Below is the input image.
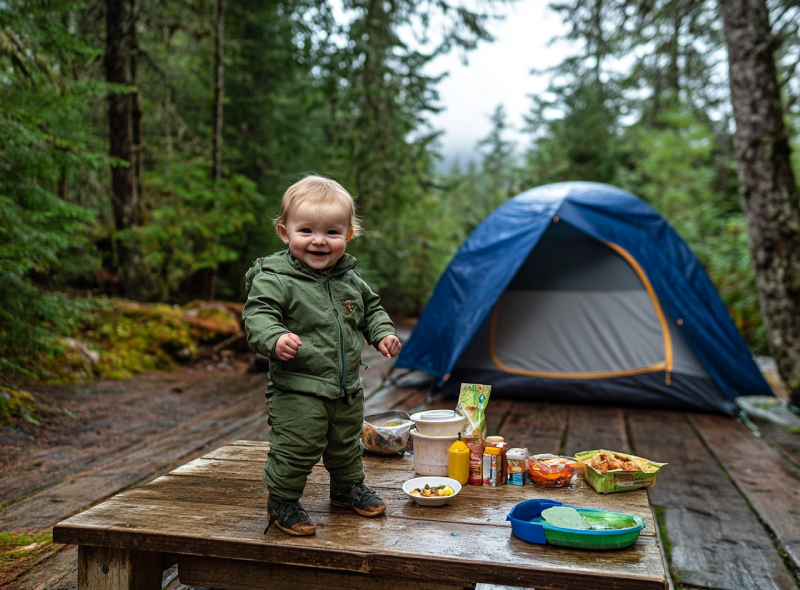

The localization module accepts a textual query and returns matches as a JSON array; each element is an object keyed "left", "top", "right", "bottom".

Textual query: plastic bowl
[
  {"left": 402, "top": 476, "right": 462, "bottom": 506},
  {"left": 410, "top": 409, "right": 466, "bottom": 436},
  {"left": 506, "top": 499, "right": 645, "bottom": 550}
]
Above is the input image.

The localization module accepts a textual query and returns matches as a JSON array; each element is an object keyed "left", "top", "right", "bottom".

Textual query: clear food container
[{"left": 361, "top": 411, "right": 413, "bottom": 455}]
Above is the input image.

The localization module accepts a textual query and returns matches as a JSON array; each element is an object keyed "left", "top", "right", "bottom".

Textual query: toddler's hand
[
  {"left": 275, "top": 333, "right": 302, "bottom": 361},
  {"left": 378, "top": 335, "right": 401, "bottom": 359}
]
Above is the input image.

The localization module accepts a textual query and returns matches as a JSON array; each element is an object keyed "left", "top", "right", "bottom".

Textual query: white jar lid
[{"left": 410, "top": 410, "right": 464, "bottom": 424}]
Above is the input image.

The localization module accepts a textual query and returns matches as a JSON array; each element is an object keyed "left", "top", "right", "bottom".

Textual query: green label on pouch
[{"left": 457, "top": 383, "right": 491, "bottom": 438}]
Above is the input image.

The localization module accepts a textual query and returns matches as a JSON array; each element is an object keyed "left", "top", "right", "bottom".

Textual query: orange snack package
[{"left": 527, "top": 454, "right": 580, "bottom": 488}]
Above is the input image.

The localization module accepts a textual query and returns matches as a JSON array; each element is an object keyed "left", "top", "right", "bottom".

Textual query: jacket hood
[{"left": 259, "top": 250, "right": 358, "bottom": 279}]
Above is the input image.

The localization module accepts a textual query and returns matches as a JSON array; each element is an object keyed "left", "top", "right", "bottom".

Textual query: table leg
[{"left": 78, "top": 546, "right": 162, "bottom": 590}]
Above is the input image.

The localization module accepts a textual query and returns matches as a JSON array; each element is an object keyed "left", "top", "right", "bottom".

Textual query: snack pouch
[{"left": 457, "top": 383, "right": 491, "bottom": 438}]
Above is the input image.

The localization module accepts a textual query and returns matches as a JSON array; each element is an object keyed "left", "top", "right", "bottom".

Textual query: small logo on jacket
[{"left": 343, "top": 299, "right": 361, "bottom": 313}]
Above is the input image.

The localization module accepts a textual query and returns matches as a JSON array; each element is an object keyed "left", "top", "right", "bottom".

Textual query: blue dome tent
[{"left": 395, "top": 182, "right": 773, "bottom": 415}]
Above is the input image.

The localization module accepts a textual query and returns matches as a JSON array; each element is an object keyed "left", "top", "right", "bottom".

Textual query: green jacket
[{"left": 242, "top": 251, "right": 396, "bottom": 399}]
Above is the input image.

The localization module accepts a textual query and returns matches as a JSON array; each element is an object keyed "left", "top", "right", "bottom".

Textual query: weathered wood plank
[
  {"left": 172, "top": 553, "right": 474, "bottom": 590},
  {"left": 628, "top": 410, "right": 796, "bottom": 590},
  {"left": 0, "top": 394, "right": 267, "bottom": 532},
  {"left": 54, "top": 496, "right": 666, "bottom": 590},
  {"left": 0, "top": 371, "right": 266, "bottom": 505},
  {"left": 3, "top": 545, "right": 77, "bottom": 590},
  {"left": 364, "top": 385, "right": 422, "bottom": 415},
  {"left": 689, "top": 413, "right": 800, "bottom": 570},
  {"left": 78, "top": 546, "right": 161, "bottom": 590},
  {"left": 219, "top": 412, "right": 271, "bottom": 442},
  {"left": 564, "top": 406, "right": 629, "bottom": 458},
  {"left": 754, "top": 418, "right": 800, "bottom": 470},
  {"left": 206, "top": 442, "right": 418, "bottom": 471},
  {"left": 392, "top": 388, "right": 431, "bottom": 414},
  {"left": 497, "top": 402, "right": 570, "bottom": 455},
  {"left": 485, "top": 399, "right": 514, "bottom": 438},
  {"left": 116, "top": 475, "right": 656, "bottom": 536}
]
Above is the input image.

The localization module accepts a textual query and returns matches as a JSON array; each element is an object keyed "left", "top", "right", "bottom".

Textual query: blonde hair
[{"left": 275, "top": 175, "right": 362, "bottom": 237}]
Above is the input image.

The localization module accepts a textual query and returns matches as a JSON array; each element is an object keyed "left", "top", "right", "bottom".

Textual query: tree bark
[
  {"left": 720, "top": 0, "right": 800, "bottom": 403},
  {"left": 130, "top": 0, "right": 143, "bottom": 207},
  {"left": 105, "top": 0, "right": 136, "bottom": 293},
  {"left": 211, "top": 0, "right": 225, "bottom": 182}
]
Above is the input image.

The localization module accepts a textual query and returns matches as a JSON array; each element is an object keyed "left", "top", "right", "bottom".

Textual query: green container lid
[{"left": 531, "top": 509, "right": 645, "bottom": 550}]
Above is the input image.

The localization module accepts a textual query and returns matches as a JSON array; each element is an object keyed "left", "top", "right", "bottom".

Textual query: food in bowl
[
  {"left": 402, "top": 476, "right": 462, "bottom": 506},
  {"left": 409, "top": 484, "right": 455, "bottom": 497}
]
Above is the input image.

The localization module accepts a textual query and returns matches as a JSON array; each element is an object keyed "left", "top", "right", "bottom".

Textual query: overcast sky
[{"left": 426, "top": 1, "right": 570, "bottom": 168}]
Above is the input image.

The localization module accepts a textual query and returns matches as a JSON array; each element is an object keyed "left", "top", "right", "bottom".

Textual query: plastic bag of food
[
  {"left": 361, "top": 411, "right": 413, "bottom": 455},
  {"left": 527, "top": 454, "right": 581, "bottom": 488},
  {"left": 457, "top": 383, "right": 491, "bottom": 438}
]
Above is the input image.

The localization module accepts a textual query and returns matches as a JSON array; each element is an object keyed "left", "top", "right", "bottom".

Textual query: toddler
[{"left": 243, "top": 175, "right": 401, "bottom": 536}]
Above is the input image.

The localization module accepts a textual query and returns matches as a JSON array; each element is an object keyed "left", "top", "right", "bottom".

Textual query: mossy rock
[
  {"left": 85, "top": 299, "right": 198, "bottom": 378},
  {"left": 2, "top": 297, "right": 244, "bottom": 385},
  {"left": 0, "top": 386, "right": 40, "bottom": 425},
  {"left": 182, "top": 301, "right": 241, "bottom": 342}
]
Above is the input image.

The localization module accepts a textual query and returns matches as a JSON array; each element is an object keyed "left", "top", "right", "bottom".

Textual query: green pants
[{"left": 264, "top": 389, "right": 365, "bottom": 504}]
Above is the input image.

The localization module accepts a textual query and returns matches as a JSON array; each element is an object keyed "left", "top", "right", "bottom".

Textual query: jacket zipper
[{"left": 325, "top": 272, "right": 347, "bottom": 397}]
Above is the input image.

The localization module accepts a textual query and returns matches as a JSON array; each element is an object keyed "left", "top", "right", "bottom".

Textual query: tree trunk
[
  {"left": 720, "top": 0, "right": 800, "bottom": 403},
  {"left": 130, "top": 0, "right": 143, "bottom": 207},
  {"left": 105, "top": 0, "right": 136, "bottom": 293},
  {"left": 211, "top": 0, "right": 225, "bottom": 182}
]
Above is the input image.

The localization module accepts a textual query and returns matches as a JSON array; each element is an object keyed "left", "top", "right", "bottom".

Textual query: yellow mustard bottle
[{"left": 449, "top": 436, "right": 470, "bottom": 485}]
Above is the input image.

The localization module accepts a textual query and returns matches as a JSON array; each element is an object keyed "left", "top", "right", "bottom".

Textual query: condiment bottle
[
  {"left": 464, "top": 436, "right": 484, "bottom": 485},
  {"left": 483, "top": 446, "right": 501, "bottom": 486},
  {"left": 485, "top": 436, "right": 508, "bottom": 485},
  {"left": 448, "top": 436, "right": 470, "bottom": 485}
]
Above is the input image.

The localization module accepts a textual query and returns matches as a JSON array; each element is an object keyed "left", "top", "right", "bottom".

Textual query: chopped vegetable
[{"left": 408, "top": 484, "right": 455, "bottom": 497}]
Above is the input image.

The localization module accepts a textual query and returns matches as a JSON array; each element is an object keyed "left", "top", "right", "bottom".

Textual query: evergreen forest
[{"left": 2, "top": 0, "right": 800, "bottom": 403}]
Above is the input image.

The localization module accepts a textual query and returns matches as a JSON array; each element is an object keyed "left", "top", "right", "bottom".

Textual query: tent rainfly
[{"left": 395, "top": 182, "right": 773, "bottom": 415}]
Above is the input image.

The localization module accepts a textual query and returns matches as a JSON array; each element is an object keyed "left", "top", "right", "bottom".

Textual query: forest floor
[{"left": 2, "top": 329, "right": 800, "bottom": 590}]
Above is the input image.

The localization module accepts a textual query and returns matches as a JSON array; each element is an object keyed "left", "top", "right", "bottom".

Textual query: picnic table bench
[{"left": 53, "top": 440, "right": 667, "bottom": 590}]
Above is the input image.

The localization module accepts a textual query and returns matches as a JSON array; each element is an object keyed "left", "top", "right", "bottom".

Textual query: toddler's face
[{"left": 278, "top": 201, "right": 351, "bottom": 270}]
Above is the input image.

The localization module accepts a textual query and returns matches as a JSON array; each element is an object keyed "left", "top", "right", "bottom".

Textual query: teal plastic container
[{"left": 507, "top": 499, "right": 645, "bottom": 550}]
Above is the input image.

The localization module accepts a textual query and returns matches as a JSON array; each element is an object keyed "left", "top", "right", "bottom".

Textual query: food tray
[
  {"left": 574, "top": 450, "right": 666, "bottom": 494},
  {"left": 506, "top": 499, "right": 645, "bottom": 550}
]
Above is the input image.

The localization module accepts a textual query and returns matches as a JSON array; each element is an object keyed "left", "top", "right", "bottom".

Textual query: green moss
[
  {"left": 0, "top": 533, "right": 51, "bottom": 548},
  {"left": 0, "top": 533, "right": 53, "bottom": 567},
  {"left": 652, "top": 505, "right": 681, "bottom": 587},
  {"left": 1, "top": 296, "right": 242, "bottom": 388},
  {"left": 0, "top": 387, "right": 40, "bottom": 425}
]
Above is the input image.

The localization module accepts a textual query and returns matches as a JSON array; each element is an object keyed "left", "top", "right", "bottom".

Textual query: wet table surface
[{"left": 53, "top": 440, "right": 667, "bottom": 590}]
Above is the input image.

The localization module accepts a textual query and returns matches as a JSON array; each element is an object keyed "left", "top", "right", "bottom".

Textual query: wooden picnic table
[{"left": 53, "top": 440, "right": 667, "bottom": 590}]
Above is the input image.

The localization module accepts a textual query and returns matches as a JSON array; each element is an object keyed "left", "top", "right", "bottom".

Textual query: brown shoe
[
  {"left": 265, "top": 498, "right": 316, "bottom": 536},
  {"left": 330, "top": 483, "right": 386, "bottom": 517}
]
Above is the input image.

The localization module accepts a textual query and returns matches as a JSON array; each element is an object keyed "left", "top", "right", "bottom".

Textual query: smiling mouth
[{"left": 307, "top": 251, "right": 329, "bottom": 257}]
